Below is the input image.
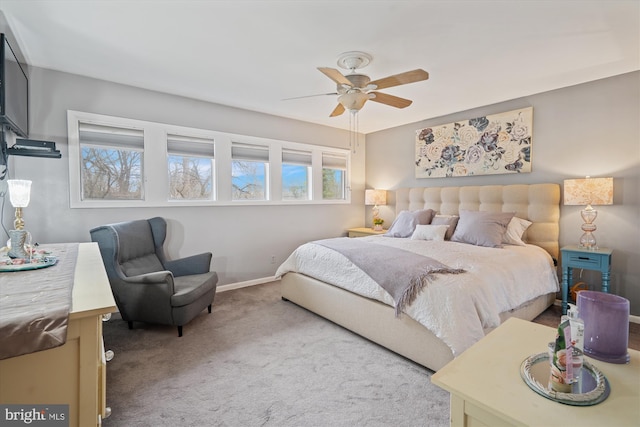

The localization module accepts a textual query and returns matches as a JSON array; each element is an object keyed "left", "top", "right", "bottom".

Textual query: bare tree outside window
[
  {"left": 282, "top": 164, "right": 309, "bottom": 200},
  {"left": 81, "top": 147, "right": 142, "bottom": 199},
  {"left": 169, "top": 156, "right": 213, "bottom": 200},
  {"left": 232, "top": 160, "right": 266, "bottom": 200}
]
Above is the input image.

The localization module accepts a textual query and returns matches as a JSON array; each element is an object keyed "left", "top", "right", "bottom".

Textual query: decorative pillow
[
  {"left": 431, "top": 215, "right": 459, "bottom": 240},
  {"left": 410, "top": 224, "right": 450, "bottom": 241},
  {"left": 384, "top": 209, "right": 435, "bottom": 238},
  {"left": 451, "top": 210, "right": 515, "bottom": 248},
  {"left": 502, "top": 217, "right": 532, "bottom": 246}
]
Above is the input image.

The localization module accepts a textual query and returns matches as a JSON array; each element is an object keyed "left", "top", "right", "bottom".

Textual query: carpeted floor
[{"left": 102, "top": 282, "right": 450, "bottom": 427}]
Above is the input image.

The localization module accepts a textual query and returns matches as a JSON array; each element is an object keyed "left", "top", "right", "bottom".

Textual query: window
[
  {"left": 79, "top": 123, "right": 144, "bottom": 200},
  {"left": 68, "top": 110, "right": 351, "bottom": 207},
  {"left": 231, "top": 143, "right": 269, "bottom": 201},
  {"left": 282, "top": 149, "right": 312, "bottom": 201},
  {"left": 167, "top": 134, "right": 215, "bottom": 201},
  {"left": 322, "top": 152, "right": 347, "bottom": 200}
]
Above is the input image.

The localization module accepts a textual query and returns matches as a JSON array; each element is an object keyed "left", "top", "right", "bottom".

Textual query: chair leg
[
  {"left": 208, "top": 304, "right": 212, "bottom": 313},
  {"left": 177, "top": 325, "right": 183, "bottom": 337},
  {"left": 127, "top": 321, "right": 133, "bottom": 330}
]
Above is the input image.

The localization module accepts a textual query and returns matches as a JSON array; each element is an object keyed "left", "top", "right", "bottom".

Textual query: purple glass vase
[{"left": 577, "top": 291, "right": 630, "bottom": 364}]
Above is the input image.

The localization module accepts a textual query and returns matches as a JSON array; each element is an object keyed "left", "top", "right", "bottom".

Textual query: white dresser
[{"left": 0, "top": 242, "right": 117, "bottom": 426}]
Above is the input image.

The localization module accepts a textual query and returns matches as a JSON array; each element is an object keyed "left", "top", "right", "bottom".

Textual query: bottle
[
  {"left": 549, "top": 317, "right": 572, "bottom": 392},
  {"left": 562, "top": 303, "right": 585, "bottom": 386}
]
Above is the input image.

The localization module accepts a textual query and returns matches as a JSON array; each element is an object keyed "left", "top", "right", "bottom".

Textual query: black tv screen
[{"left": 0, "top": 33, "right": 28, "bottom": 138}]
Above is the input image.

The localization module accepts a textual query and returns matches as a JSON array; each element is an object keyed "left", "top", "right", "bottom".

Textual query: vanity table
[{"left": 0, "top": 242, "right": 116, "bottom": 426}]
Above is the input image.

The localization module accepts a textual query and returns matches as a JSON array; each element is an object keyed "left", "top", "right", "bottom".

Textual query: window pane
[
  {"left": 282, "top": 164, "right": 310, "bottom": 200},
  {"left": 168, "top": 156, "right": 213, "bottom": 200},
  {"left": 81, "top": 146, "right": 143, "bottom": 200},
  {"left": 322, "top": 152, "right": 347, "bottom": 200},
  {"left": 167, "top": 135, "right": 214, "bottom": 200},
  {"left": 322, "top": 168, "right": 345, "bottom": 200},
  {"left": 232, "top": 160, "right": 267, "bottom": 200},
  {"left": 79, "top": 122, "right": 144, "bottom": 200}
]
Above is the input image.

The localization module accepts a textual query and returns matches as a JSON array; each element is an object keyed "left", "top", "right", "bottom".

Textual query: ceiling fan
[{"left": 295, "top": 51, "right": 429, "bottom": 117}]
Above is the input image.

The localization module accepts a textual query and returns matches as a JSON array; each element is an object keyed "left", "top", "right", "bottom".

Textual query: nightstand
[
  {"left": 347, "top": 227, "right": 387, "bottom": 237},
  {"left": 560, "top": 245, "right": 612, "bottom": 315}
]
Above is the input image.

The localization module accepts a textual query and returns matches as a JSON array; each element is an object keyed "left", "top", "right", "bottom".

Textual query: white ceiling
[{"left": 0, "top": 0, "right": 638, "bottom": 134}]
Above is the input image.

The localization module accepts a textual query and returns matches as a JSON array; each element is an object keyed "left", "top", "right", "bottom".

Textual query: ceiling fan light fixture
[{"left": 338, "top": 92, "right": 369, "bottom": 112}]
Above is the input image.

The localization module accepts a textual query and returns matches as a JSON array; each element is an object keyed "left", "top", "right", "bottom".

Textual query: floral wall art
[{"left": 415, "top": 107, "right": 533, "bottom": 178}]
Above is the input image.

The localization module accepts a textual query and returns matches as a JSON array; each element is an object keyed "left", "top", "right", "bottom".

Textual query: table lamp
[
  {"left": 563, "top": 177, "right": 613, "bottom": 249},
  {"left": 7, "top": 179, "right": 32, "bottom": 259},
  {"left": 365, "top": 189, "right": 387, "bottom": 230}
]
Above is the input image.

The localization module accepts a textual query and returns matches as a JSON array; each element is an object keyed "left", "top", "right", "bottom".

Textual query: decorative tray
[
  {"left": 520, "top": 352, "right": 610, "bottom": 406},
  {"left": 0, "top": 256, "right": 58, "bottom": 272}
]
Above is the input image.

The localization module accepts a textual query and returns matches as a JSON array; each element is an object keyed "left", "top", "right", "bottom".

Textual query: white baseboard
[{"left": 216, "top": 276, "right": 277, "bottom": 293}]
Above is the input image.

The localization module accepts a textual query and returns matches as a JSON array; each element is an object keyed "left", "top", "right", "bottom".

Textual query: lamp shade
[
  {"left": 338, "top": 92, "right": 370, "bottom": 112},
  {"left": 7, "top": 180, "right": 32, "bottom": 208},
  {"left": 365, "top": 189, "right": 387, "bottom": 206},
  {"left": 564, "top": 177, "right": 613, "bottom": 206}
]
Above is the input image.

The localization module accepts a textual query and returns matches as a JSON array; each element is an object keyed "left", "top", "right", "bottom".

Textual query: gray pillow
[
  {"left": 431, "top": 215, "right": 460, "bottom": 240},
  {"left": 450, "top": 210, "right": 515, "bottom": 248},
  {"left": 384, "top": 209, "right": 435, "bottom": 238}
]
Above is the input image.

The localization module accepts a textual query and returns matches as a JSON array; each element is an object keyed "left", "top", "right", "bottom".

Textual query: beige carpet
[{"left": 102, "top": 281, "right": 450, "bottom": 426}]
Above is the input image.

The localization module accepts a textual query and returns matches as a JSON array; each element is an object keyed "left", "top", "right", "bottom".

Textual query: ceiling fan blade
[
  {"left": 369, "top": 91, "right": 413, "bottom": 109},
  {"left": 329, "top": 103, "right": 345, "bottom": 117},
  {"left": 282, "top": 92, "right": 338, "bottom": 101},
  {"left": 318, "top": 67, "right": 352, "bottom": 87},
  {"left": 368, "top": 69, "right": 429, "bottom": 90}
]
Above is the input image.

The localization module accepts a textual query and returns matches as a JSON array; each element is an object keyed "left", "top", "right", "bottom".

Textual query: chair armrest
[
  {"left": 122, "top": 271, "right": 175, "bottom": 293},
  {"left": 118, "top": 272, "right": 175, "bottom": 312},
  {"left": 163, "top": 252, "right": 212, "bottom": 277}
]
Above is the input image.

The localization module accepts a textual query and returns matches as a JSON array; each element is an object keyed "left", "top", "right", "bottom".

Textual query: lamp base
[
  {"left": 579, "top": 232, "right": 598, "bottom": 250},
  {"left": 579, "top": 206, "right": 598, "bottom": 250},
  {"left": 8, "top": 229, "right": 30, "bottom": 259}
]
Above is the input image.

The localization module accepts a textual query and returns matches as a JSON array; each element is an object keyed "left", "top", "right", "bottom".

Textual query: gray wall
[
  {"left": 7, "top": 67, "right": 639, "bottom": 315},
  {"left": 365, "top": 71, "right": 640, "bottom": 315},
  {"left": 6, "top": 67, "right": 366, "bottom": 286}
]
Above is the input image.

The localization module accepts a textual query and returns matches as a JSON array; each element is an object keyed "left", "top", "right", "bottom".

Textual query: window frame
[{"left": 67, "top": 110, "right": 351, "bottom": 208}]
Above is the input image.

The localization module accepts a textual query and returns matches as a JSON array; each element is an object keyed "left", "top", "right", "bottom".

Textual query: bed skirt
[{"left": 281, "top": 272, "right": 555, "bottom": 372}]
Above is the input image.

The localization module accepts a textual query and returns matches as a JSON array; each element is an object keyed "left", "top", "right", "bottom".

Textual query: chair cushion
[
  {"left": 113, "top": 220, "right": 165, "bottom": 276},
  {"left": 121, "top": 253, "right": 165, "bottom": 277},
  {"left": 171, "top": 271, "right": 218, "bottom": 307}
]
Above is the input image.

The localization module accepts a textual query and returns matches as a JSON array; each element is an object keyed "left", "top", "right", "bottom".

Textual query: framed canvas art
[{"left": 415, "top": 107, "right": 533, "bottom": 178}]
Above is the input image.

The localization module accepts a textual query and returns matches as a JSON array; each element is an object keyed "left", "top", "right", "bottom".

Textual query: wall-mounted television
[{"left": 0, "top": 32, "right": 28, "bottom": 138}]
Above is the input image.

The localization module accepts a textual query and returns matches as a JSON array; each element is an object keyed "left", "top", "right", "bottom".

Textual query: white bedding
[{"left": 276, "top": 236, "right": 559, "bottom": 356}]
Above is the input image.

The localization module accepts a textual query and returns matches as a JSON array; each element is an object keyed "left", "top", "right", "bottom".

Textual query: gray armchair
[{"left": 90, "top": 217, "right": 218, "bottom": 337}]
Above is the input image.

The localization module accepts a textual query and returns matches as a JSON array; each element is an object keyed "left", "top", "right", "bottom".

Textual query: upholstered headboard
[{"left": 395, "top": 184, "right": 560, "bottom": 259}]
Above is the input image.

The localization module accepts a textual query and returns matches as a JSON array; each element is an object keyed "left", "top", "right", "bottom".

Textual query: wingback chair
[{"left": 90, "top": 217, "right": 218, "bottom": 337}]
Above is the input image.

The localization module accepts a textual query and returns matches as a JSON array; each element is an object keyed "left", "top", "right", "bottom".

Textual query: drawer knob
[
  {"left": 102, "top": 313, "right": 112, "bottom": 322},
  {"left": 104, "top": 407, "right": 112, "bottom": 419},
  {"left": 105, "top": 350, "right": 115, "bottom": 362}
]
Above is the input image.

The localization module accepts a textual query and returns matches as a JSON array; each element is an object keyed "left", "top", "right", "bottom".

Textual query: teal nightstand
[{"left": 560, "top": 245, "right": 612, "bottom": 314}]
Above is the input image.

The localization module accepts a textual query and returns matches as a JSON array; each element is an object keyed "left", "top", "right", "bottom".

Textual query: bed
[{"left": 277, "top": 184, "right": 560, "bottom": 372}]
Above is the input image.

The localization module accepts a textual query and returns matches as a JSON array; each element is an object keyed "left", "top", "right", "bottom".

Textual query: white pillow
[
  {"left": 502, "top": 217, "right": 532, "bottom": 246},
  {"left": 410, "top": 224, "right": 450, "bottom": 241}
]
